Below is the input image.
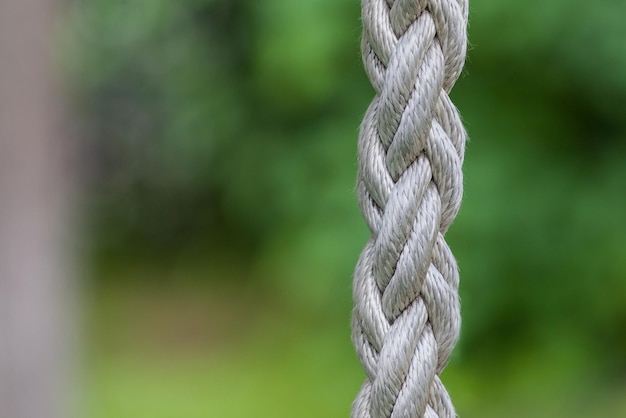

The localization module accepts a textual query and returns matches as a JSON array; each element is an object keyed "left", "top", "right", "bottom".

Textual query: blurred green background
[{"left": 64, "top": 0, "right": 626, "bottom": 416}]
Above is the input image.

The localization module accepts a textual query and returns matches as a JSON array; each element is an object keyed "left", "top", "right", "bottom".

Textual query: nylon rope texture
[{"left": 351, "top": 1, "right": 468, "bottom": 417}]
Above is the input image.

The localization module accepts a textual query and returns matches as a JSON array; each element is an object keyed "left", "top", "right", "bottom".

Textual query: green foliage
[{"left": 68, "top": 0, "right": 626, "bottom": 410}]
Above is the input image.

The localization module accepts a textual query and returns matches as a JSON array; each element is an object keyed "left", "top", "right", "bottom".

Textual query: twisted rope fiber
[{"left": 351, "top": 1, "right": 468, "bottom": 417}]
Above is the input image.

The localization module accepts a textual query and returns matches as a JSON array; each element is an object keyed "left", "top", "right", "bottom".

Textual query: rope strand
[{"left": 351, "top": 1, "right": 468, "bottom": 417}]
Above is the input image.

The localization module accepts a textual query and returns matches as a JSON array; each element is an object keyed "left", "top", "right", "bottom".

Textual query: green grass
[{"left": 85, "top": 281, "right": 626, "bottom": 418}]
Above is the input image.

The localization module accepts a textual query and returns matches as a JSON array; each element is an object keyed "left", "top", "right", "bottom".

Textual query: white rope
[{"left": 351, "top": 1, "right": 468, "bottom": 417}]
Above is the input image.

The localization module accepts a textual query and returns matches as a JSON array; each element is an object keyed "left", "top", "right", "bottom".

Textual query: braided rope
[{"left": 351, "top": 1, "right": 468, "bottom": 417}]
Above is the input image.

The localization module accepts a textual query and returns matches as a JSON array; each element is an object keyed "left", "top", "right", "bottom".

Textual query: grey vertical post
[{"left": 0, "top": 1, "right": 76, "bottom": 417}]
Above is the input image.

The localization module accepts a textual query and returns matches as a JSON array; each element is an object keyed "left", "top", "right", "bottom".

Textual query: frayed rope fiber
[{"left": 351, "top": 1, "right": 469, "bottom": 417}]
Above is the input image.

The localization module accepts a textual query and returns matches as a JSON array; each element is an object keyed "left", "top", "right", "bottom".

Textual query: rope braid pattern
[{"left": 351, "top": 1, "right": 468, "bottom": 417}]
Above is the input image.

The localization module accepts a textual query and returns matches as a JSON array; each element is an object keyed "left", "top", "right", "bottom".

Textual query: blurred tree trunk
[{"left": 0, "top": 0, "right": 76, "bottom": 417}]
